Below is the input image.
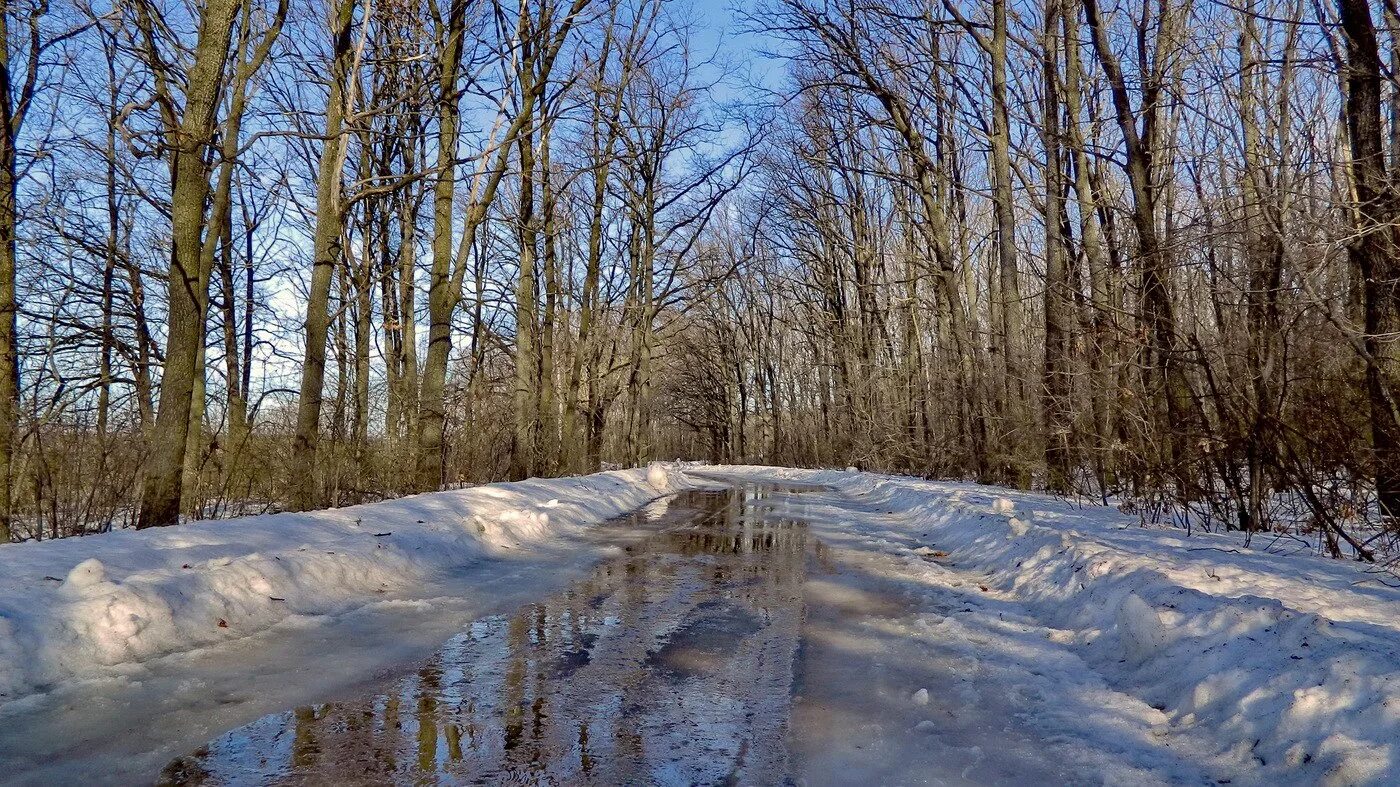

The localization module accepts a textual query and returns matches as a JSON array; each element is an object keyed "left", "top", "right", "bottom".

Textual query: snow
[
  {"left": 705, "top": 466, "right": 1400, "bottom": 785},
  {"left": 0, "top": 465, "right": 691, "bottom": 700},
  {"left": 1, "top": 463, "right": 1397, "bottom": 784}
]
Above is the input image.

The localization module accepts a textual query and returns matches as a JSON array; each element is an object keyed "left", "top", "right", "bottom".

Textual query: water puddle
[{"left": 160, "top": 484, "right": 824, "bottom": 785}]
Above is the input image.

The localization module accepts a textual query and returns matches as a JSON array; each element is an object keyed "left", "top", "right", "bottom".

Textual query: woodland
[{"left": 1, "top": 0, "right": 1398, "bottom": 564}]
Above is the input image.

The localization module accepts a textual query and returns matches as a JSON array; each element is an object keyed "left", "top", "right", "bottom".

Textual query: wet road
[
  {"left": 4, "top": 475, "right": 1242, "bottom": 786},
  {"left": 160, "top": 484, "right": 826, "bottom": 785}
]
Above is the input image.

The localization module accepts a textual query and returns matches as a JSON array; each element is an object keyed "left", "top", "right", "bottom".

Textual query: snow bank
[
  {"left": 804, "top": 470, "right": 1400, "bottom": 785},
  {"left": 0, "top": 464, "right": 692, "bottom": 700},
  {"left": 446, "top": 461, "right": 1397, "bottom": 783}
]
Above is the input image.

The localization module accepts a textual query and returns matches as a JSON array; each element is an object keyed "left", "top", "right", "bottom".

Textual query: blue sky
[
  {"left": 687, "top": 0, "right": 745, "bottom": 47},
  {"left": 680, "top": 0, "right": 788, "bottom": 103}
]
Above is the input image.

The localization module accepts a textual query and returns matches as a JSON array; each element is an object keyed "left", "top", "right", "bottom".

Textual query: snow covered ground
[
  {"left": 0, "top": 464, "right": 687, "bottom": 700},
  {"left": 0, "top": 464, "right": 1396, "bottom": 784},
  {"left": 0, "top": 465, "right": 701, "bottom": 781},
  {"left": 769, "top": 468, "right": 1400, "bottom": 785}
]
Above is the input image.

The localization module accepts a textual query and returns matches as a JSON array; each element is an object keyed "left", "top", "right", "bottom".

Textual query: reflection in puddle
[{"left": 160, "top": 485, "right": 821, "bottom": 785}]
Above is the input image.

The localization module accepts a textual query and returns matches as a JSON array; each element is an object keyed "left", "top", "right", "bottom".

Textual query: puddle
[{"left": 159, "top": 484, "right": 821, "bottom": 785}]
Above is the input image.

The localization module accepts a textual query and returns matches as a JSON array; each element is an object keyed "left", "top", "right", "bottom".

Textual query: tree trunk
[
  {"left": 1338, "top": 0, "right": 1400, "bottom": 519},
  {"left": 0, "top": 114, "right": 14, "bottom": 542},
  {"left": 1042, "top": 0, "right": 1072, "bottom": 491},
  {"left": 1062, "top": 2, "right": 1115, "bottom": 491},
  {"left": 414, "top": 0, "right": 468, "bottom": 492},
  {"left": 539, "top": 118, "right": 561, "bottom": 475},
  {"left": 289, "top": 0, "right": 358, "bottom": 512},
  {"left": 990, "top": 0, "right": 1023, "bottom": 449},
  {"left": 136, "top": 0, "right": 244, "bottom": 528},
  {"left": 1082, "top": 0, "right": 1198, "bottom": 496},
  {"left": 511, "top": 104, "right": 540, "bottom": 481}
]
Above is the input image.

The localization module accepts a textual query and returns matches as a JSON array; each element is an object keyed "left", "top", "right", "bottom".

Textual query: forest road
[{"left": 13, "top": 480, "right": 1226, "bottom": 786}]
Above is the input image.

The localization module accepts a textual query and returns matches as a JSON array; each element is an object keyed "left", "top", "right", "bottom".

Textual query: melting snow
[{"left": 0, "top": 463, "right": 1395, "bottom": 785}]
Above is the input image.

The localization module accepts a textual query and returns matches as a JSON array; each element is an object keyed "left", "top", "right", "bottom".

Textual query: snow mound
[
  {"left": 63, "top": 558, "right": 107, "bottom": 589},
  {"left": 647, "top": 461, "right": 678, "bottom": 490},
  {"left": 1116, "top": 593, "right": 1168, "bottom": 665}
]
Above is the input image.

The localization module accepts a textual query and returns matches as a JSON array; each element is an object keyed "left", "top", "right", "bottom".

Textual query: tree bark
[
  {"left": 1042, "top": 0, "right": 1072, "bottom": 491},
  {"left": 289, "top": 0, "right": 359, "bottom": 511},
  {"left": 136, "top": 0, "right": 244, "bottom": 528},
  {"left": 1337, "top": 0, "right": 1400, "bottom": 519}
]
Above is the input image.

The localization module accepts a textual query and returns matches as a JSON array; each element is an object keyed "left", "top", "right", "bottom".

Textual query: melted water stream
[{"left": 161, "top": 484, "right": 824, "bottom": 785}]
